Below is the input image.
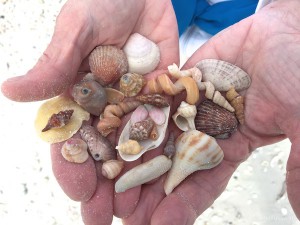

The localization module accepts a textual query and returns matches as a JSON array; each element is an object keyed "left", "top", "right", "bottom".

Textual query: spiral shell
[
  {"left": 120, "top": 73, "right": 146, "bottom": 97},
  {"left": 116, "top": 139, "right": 143, "bottom": 155},
  {"left": 172, "top": 101, "right": 197, "bottom": 131},
  {"left": 129, "top": 118, "right": 154, "bottom": 141},
  {"left": 102, "top": 160, "right": 124, "bottom": 180},
  {"left": 226, "top": 87, "right": 245, "bottom": 124},
  {"left": 136, "top": 94, "right": 169, "bottom": 108},
  {"left": 42, "top": 109, "right": 74, "bottom": 132},
  {"left": 163, "top": 132, "right": 175, "bottom": 159},
  {"left": 89, "top": 45, "right": 128, "bottom": 86},
  {"left": 61, "top": 138, "right": 89, "bottom": 163}
]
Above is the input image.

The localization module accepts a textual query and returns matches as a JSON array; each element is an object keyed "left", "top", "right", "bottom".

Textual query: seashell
[
  {"left": 130, "top": 105, "right": 149, "bottom": 125},
  {"left": 136, "top": 94, "right": 169, "bottom": 108},
  {"left": 80, "top": 125, "right": 116, "bottom": 161},
  {"left": 164, "top": 130, "right": 224, "bottom": 195},
  {"left": 172, "top": 101, "right": 197, "bottom": 131},
  {"left": 115, "top": 155, "right": 172, "bottom": 193},
  {"left": 150, "top": 125, "right": 159, "bottom": 140},
  {"left": 116, "top": 139, "right": 143, "bottom": 155},
  {"left": 89, "top": 45, "right": 128, "bottom": 85},
  {"left": 102, "top": 160, "right": 124, "bottom": 179},
  {"left": 226, "top": 87, "right": 245, "bottom": 124},
  {"left": 195, "top": 59, "right": 251, "bottom": 91},
  {"left": 61, "top": 138, "right": 89, "bottom": 163},
  {"left": 72, "top": 78, "right": 107, "bottom": 116},
  {"left": 41, "top": 109, "right": 74, "bottom": 132},
  {"left": 195, "top": 100, "right": 238, "bottom": 139},
  {"left": 120, "top": 73, "right": 146, "bottom": 97},
  {"left": 118, "top": 104, "right": 170, "bottom": 161},
  {"left": 129, "top": 118, "right": 154, "bottom": 141},
  {"left": 149, "top": 106, "right": 166, "bottom": 125},
  {"left": 163, "top": 132, "right": 175, "bottom": 159},
  {"left": 123, "top": 33, "right": 160, "bottom": 75},
  {"left": 168, "top": 63, "right": 202, "bottom": 80},
  {"left": 34, "top": 96, "right": 90, "bottom": 143},
  {"left": 105, "top": 87, "right": 124, "bottom": 104}
]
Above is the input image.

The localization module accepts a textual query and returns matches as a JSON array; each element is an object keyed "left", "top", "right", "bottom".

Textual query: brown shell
[
  {"left": 226, "top": 87, "right": 245, "bottom": 124},
  {"left": 89, "top": 45, "right": 128, "bottom": 86},
  {"left": 120, "top": 73, "right": 146, "bottom": 97},
  {"left": 136, "top": 94, "right": 169, "bottom": 108},
  {"left": 163, "top": 132, "right": 175, "bottom": 159},
  {"left": 42, "top": 110, "right": 74, "bottom": 132},
  {"left": 195, "top": 100, "right": 238, "bottom": 139},
  {"left": 129, "top": 118, "right": 154, "bottom": 141}
]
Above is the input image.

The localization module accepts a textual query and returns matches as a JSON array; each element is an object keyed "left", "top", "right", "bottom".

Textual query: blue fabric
[{"left": 172, "top": 0, "right": 258, "bottom": 35}]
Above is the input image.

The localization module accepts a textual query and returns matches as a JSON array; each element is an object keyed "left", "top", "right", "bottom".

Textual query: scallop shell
[
  {"left": 172, "top": 101, "right": 197, "bottom": 131},
  {"left": 195, "top": 59, "right": 251, "bottom": 91},
  {"left": 42, "top": 109, "right": 74, "bottom": 132},
  {"left": 118, "top": 104, "right": 171, "bottom": 161},
  {"left": 61, "top": 138, "right": 89, "bottom": 163},
  {"left": 34, "top": 96, "right": 90, "bottom": 143},
  {"left": 129, "top": 118, "right": 154, "bottom": 141},
  {"left": 195, "top": 100, "right": 238, "bottom": 139},
  {"left": 123, "top": 33, "right": 160, "bottom": 75},
  {"left": 116, "top": 139, "right": 143, "bottom": 155},
  {"left": 102, "top": 160, "right": 124, "bottom": 180},
  {"left": 72, "top": 78, "right": 107, "bottom": 116},
  {"left": 136, "top": 94, "right": 169, "bottom": 108},
  {"left": 164, "top": 130, "right": 224, "bottom": 195},
  {"left": 89, "top": 45, "right": 128, "bottom": 85},
  {"left": 120, "top": 73, "right": 146, "bottom": 97}
]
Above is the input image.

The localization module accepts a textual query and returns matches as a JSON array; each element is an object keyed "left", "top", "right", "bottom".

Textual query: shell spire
[
  {"left": 226, "top": 87, "right": 245, "bottom": 124},
  {"left": 41, "top": 109, "right": 74, "bottom": 132}
]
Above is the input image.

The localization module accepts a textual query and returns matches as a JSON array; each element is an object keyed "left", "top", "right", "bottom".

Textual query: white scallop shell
[{"left": 123, "top": 33, "right": 160, "bottom": 75}]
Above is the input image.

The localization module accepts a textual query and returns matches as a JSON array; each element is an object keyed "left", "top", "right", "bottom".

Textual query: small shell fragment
[
  {"left": 102, "top": 160, "right": 124, "bottom": 179},
  {"left": 149, "top": 106, "right": 166, "bottom": 125},
  {"left": 120, "top": 73, "right": 146, "bottom": 97},
  {"left": 61, "top": 138, "right": 89, "bottom": 163},
  {"left": 130, "top": 105, "right": 149, "bottom": 124},
  {"left": 105, "top": 87, "right": 125, "bottom": 104},
  {"left": 42, "top": 109, "right": 74, "bottom": 132}
]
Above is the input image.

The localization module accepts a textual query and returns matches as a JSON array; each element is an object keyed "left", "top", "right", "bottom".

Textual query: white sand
[{"left": 0, "top": 1, "right": 298, "bottom": 224}]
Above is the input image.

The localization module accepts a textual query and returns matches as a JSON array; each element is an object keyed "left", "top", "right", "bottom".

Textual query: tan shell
[
  {"left": 195, "top": 59, "right": 251, "bottom": 91},
  {"left": 102, "top": 160, "right": 124, "bottom": 179},
  {"left": 226, "top": 87, "right": 245, "bottom": 124},
  {"left": 105, "top": 87, "right": 125, "bottom": 104},
  {"left": 164, "top": 130, "right": 224, "bottom": 195},
  {"left": 120, "top": 73, "right": 146, "bottom": 97},
  {"left": 116, "top": 139, "right": 143, "bottom": 155},
  {"left": 136, "top": 94, "right": 169, "bottom": 108},
  {"left": 34, "top": 96, "right": 90, "bottom": 143},
  {"left": 123, "top": 33, "right": 160, "bottom": 75},
  {"left": 61, "top": 138, "right": 89, "bottom": 163},
  {"left": 89, "top": 45, "right": 128, "bottom": 86},
  {"left": 172, "top": 101, "right": 197, "bottom": 131}
]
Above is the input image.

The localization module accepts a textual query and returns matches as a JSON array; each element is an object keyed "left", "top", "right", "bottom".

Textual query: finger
[{"left": 81, "top": 162, "right": 114, "bottom": 225}]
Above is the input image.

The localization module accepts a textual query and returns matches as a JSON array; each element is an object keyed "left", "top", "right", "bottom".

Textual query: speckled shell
[
  {"left": 120, "top": 73, "right": 146, "bottom": 97},
  {"left": 89, "top": 45, "right": 128, "bottom": 85},
  {"left": 42, "top": 109, "right": 74, "bottom": 132},
  {"left": 195, "top": 100, "right": 238, "bottom": 139},
  {"left": 102, "top": 160, "right": 124, "bottom": 179},
  {"left": 136, "top": 94, "right": 169, "bottom": 108},
  {"left": 123, "top": 33, "right": 160, "bottom": 75},
  {"left": 129, "top": 118, "right": 154, "bottom": 141},
  {"left": 61, "top": 138, "right": 89, "bottom": 163},
  {"left": 72, "top": 78, "right": 107, "bottom": 116},
  {"left": 195, "top": 59, "right": 251, "bottom": 91},
  {"left": 34, "top": 96, "right": 90, "bottom": 143}
]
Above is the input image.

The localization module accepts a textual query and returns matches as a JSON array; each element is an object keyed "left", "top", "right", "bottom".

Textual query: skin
[{"left": 2, "top": 0, "right": 300, "bottom": 225}]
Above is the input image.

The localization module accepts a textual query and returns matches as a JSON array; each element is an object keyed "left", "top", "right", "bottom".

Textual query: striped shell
[
  {"left": 136, "top": 94, "right": 169, "bottom": 108},
  {"left": 102, "top": 160, "right": 124, "bottom": 180},
  {"left": 129, "top": 118, "right": 154, "bottom": 141},
  {"left": 120, "top": 73, "right": 146, "bottom": 97},
  {"left": 195, "top": 100, "right": 238, "bottom": 139},
  {"left": 61, "top": 138, "right": 89, "bottom": 163}
]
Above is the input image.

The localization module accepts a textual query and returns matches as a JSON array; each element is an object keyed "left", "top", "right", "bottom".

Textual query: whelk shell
[
  {"left": 195, "top": 100, "right": 238, "bottom": 139},
  {"left": 226, "top": 87, "right": 245, "bottom": 124},
  {"left": 129, "top": 118, "right": 154, "bottom": 141},
  {"left": 34, "top": 96, "right": 90, "bottom": 143},
  {"left": 195, "top": 59, "right": 251, "bottom": 91},
  {"left": 123, "top": 33, "right": 160, "bottom": 75},
  {"left": 42, "top": 109, "right": 74, "bottom": 132},
  {"left": 172, "top": 101, "right": 197, "bottom": 131},
  {"left": 120, "top": 73, "right": 146, "bottom": 97},
  {"left": 116, "top": 139, "right": 143, "bottom": 155},
  {"left": 164, "top": 130, "right": 224, "bottom": 195},
  {"left": 102, "top": 160, "right": 124, "bottom": 180},
  {"left": 89, "top": 45, "right": 128, "bottom": 86},
  {"left": 61, "top": 138, "right": 89, "bottom": 163}
]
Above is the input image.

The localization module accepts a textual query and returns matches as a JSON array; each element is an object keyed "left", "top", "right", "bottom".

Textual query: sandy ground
[{"left": 0, "top": 0, "right": 299, "bottom": 224}]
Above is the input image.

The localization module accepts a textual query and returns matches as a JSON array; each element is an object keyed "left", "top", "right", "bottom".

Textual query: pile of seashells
[{"left": 34, "top": 33, "right": 251, "bottom": 195}]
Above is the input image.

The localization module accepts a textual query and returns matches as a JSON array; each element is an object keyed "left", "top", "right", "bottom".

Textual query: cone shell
[
  {"left": 195, "top": 59, "right": 251, "bottom": 91},
  {"left": 89, "top": 45, "right": 128, "bottom": 85},
  {"left": 129, "top": 118, "right": 154, "bottom": 141},
  {"left": 61, "top": 138, "right": 89, "bottom": 163},
  {"left": 34, "top": 96, "right": 90, "bottom": 143},
  {"left": 136, "top": 94, "right": 169, "bottom": 108},
  {"left": 195, "top": 100, "right": 238, "bottom": 139},
  {"left": 123, "top": 33, "right": 160, "bottom": 75},
  {"left": 116, "top": 139, "right": 143, "bottom": 155},
  {"left": 102, "top": 160, "right": 124, "bottom": 179},
  {"left": 120, "top": 73, "right": 146, "bottom": 97},
  {"left": 164, "top": 130, "right": 224, "bottom": 195}
]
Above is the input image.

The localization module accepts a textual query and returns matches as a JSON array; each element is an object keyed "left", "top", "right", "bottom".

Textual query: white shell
[
  {"left": 61, "top": 138, "right": 89, "bottom": 163},
  {"left": 118, "top": 104, "right": 170, "bottom": 161},
  {"left": 123, "top": 33, "right": 160, "bottom": 75},
  {"left": 172, "top": 101, "right": 197, "bottom": 131},
  {"left": 195, "top": 59, "right": 251, "bottom": 91},
  {"left": 102, "top": 160, "right": 124, "bottom": 179},
  {"left": 115, "top": 155, "right": 172, "bottom": 193},
  {"left": 164, "top": 130, "right": 224, "bottom": 195}
]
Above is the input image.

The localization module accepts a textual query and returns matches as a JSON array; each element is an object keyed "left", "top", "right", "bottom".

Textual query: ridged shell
[
  {"left": 123, "top": 33, "right": 160, "bottom": 75},
  {"left": 129, "top": 118, "right": 154, "bottom": 141},
  {"left": 136, "top": 94, "right": 169, "bottom": 108},
  {"left": 116, "top": 139, "right": 143, "bottom": 155},
  {"left": 195, "top": 59, "right": 251, "bottom": 91},
  {"left": 120, "top": 73, "right": 146, "bottom": 97},
  {"left": 102, "top": 160, "right": 124, "bottom": 179},
  {"left": 34, "top": 96, "right": 90, "bottom": 143},
  {"left": 42, "top": 109, "right": 74, "bottom": 132},
  {"left": 226, "top": 87, "right": 245, "bottom": 124},
  {"left": 61, "top": 138, "right": 89, "bottom": 163},
  {"left": 172, "top": 101, "right": 197, "bottom": 131},
  {"left": 164, "top": 130, "right": 224, "bottom": 195},
  {"left": 195, "top": 100, "right": 238, "bottom": 139},
  {"left": 163, "top": 132, "right": 175, "bottom": 159},
  {"left": 89, "top": 45, "right": 128, "bottom": 85}
]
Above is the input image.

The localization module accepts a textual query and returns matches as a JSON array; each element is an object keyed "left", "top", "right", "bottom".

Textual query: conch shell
[
  {"left": 123, "top": 33, "right": 160, "bottom": 75},
  {"left": 164, "top": 130, "right": 224, "bottom": 195},
  {"left": 115, "top": 155, "right": 172, "bottom": 193},
  {"left": 120, "top": 73, "right": 146, "bottom": 97},
  {"left": 61, "top": 138, "right": 89, "bottom": 163},
  {"left": 102, "top": 160, "right": 124, "bottom": 180},
  {"left": 34, "top": 96, "right": 90, "bottom": 143},
  {"left": 172, "top": 101, "right": 197, "bottom": 131},
  {"left": 226, "top": 87, "right": 245, "bottom": 124}
]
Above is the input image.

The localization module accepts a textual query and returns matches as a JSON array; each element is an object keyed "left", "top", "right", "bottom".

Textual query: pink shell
[
  {"left": 130, "top": 105, "right": 149, "bottom": 124},
  {"left": 149, "top": 107, "right": 166, "bottom": 125}
]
